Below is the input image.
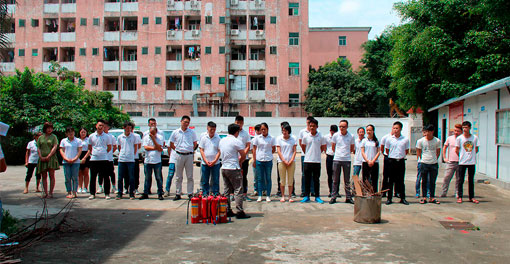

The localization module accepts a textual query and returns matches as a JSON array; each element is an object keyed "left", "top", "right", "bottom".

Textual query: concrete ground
[{"left": 1, "top": 155, "right": 509, "bottom": 263}]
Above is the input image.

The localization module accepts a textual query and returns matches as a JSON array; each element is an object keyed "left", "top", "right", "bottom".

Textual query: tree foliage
[{"left": 0, "top": 67, "right": 130, "bottom": 164}]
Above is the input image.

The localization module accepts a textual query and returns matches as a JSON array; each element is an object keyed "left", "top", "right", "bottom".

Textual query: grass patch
[{"left": 1, "top": 210, "right": 20, "bottom": 236}]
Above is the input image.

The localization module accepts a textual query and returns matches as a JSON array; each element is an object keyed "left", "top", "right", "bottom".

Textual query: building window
[
  {"left": 219, "top": 77, "right": 225, "bottom": 85},
  {"left": 31, "top": 19, "right": 39, "bottom": 27},
  {"left": 79, "top": 48, "right": 86, "bottom": 56},
  {"left": 289, "top": 94, "right": 300, "bottom": 107},
  {"left": 92, "top": 48, "right": 98, "bottom": 56},
  {"left": 219, "top": 46, "right": 225, "bottom": 54},
  {"left": 141, "top": 77, "right": 148, "bottom": 85},
  {"left": 219, "top": 16, "right": 226, "bottom": 24},
  {"left": 127, "top": 112, "right": 143, "bottom": 117},
  {"left": 80, "top": 18, "right": 87, "bottom": 26},
  {"left": 205, "top": 46, "right": 211, "bottom": 54},
  {"left": 289, "top": 32, "right": 299, "bottom": 46},
  {"left": 32, "top": 49, "right": 38, "bottom": 57},
  {"left": 18, "top": 49, "right": 25, "bottom": 57},
  {"left": 289, "top": 62, "right": 300, "bottom": 76},
  {"left": 256, "top": 111, "right": 272, "bottom": 117},
  {"left": 155, "top": 77, "right": 161, "bottom": 85},
  {"left": 19, "top": 19, "right": 25, "bottom": 27},
  {"left": 159, "top": 111, "right": 175, "bottom": 117},
  {"left": 205, "top": 77, "right": 211, "bottom": 84},
  {"left": 205, "top": 16, "right": 212, "bottom": 24},
  {"left": 270, "top": 46, "right": 277, "bottom": 55},
  {"left": 142, "top": 47, "right": 148, "bottom": 55},
  {"left": 289, "top": 3, "right": 299, "bottom": 16},
  {"left": 93, "top": 18, "right": 100, "bottom": 26},
  {"left": 339, "top": 36, "right": 347, "bottom": 46},
  {"left": 91, "top": 78, "right": 98, "bottom": 86},
  {"left": 497, "top": 109, "right": 510, "bottom": 145},
  {"left": 142, "top": 17, "right": 149, "bottom": 25},
  {"left": 155, "top": 47, "right": 161, "bottom": 55},
  {"left": 250, "top": 76, "right": 265, "bottom": 90},
  {"left": 270, "top": 16, "right": 277, "bottom": 24},
  {"left": 270, "top": 77, "right": 277, "bottom": 85},
  {"left": 155, "top": 17, "right": 162, "bottom": 25}
]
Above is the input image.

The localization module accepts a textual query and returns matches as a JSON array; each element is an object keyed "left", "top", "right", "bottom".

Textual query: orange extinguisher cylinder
[
  {"left": 190, "top": 196, "right": 200, "bottom": 224},
  {"left": 219, "top": 195, "right": 228, "bottom": 223}
]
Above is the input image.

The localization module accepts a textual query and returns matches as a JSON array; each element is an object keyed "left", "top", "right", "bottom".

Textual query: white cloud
[{"left": 338, "top": 0, "right": 361, "bottom": 14}]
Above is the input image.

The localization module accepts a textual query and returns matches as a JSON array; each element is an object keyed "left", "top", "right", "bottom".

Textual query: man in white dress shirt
[
  {"left": 384, "top": 121, "right": 410, "bottom": 205},
  {"left": 199, "top": 121, "right": 221, "bottom": 195}
]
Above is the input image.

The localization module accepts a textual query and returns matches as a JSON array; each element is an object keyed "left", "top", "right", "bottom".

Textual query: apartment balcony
[
  {"left": 104, "top": 2, "right": 120, "bottom": 12},
  {"left": 121, "top": 31, "right": 138, "bottom": 41},
  {"left": 230, "top": 0, "right": 247, "bottom": 10},
  {"left": 123, "top": 2, "right": 138, "bottom": 12},
  {"left": 249, "top": 30, "right": 265, "bottom": 40},
  {"left": 184, "top": 60, "right": 200, "bottom": 71},
  {"left": 166, "top": 30, "right": 183, "bottom": 41},
  {"left": 231, "top": 60, "right": 246, "bottom": 70},
  {"left": 166, "top": 0, "right": 184, "bottom": 11},
  {"left": 249, "top": 0, "right": 265, "bottom": 10},
  {"left": 7, "top": 4, "right": 15, "bottom": 14},
  {"left": 60, "top": 62, "right": 75, "bottom": 71},
  {"left": 166, "top": 90, "right": 181, "bottom": 100},
  {"left": 121, "top": 61, "right": 137, "bottom": 71},
  {"left": 104, "top": 32, "right": 120, "bottom": 42},
  {"left": 43, "top": 4, "right": 59, "bottom": 13},
  {"left": 103, "top": 61, "right": 120, "bottom": 71},
  {"left": 184, "top": 0, "right": 201, "bottom": 11},
  {"left": 230, "top": 91, "right": 246, "bottom": 100},
  {"left": 184, "top": 30, "right": 200, "bottom": 40},
  {"left": 230, "top": 29, "right": 246, "bottom": 40},
  {"left": 249, "top": 60, "right": 265, "bottom": 71},
  {"left": 42, "top": 62, "right": 51, "bottom": 72},
  {"left": 184, "top": 90, "right": 200, "bottom": 100},
  {"left": 43, "top": 33, "right": 59, "bottom": 42},
  {"left": 5, "top": 33, "right": 15, "bottom": 44},
  {"left": 108, "top": 91, "right": 119, "bottom": 101},
  {"left": 166, "top": 61, "right": 182, "bottom": 71},
  {"left": 120, "top": 91, "right": 137, "bottom": 101},
  {"left": 61, "top": 3, "right": 76, "bottom": 13},
  {"left": 248, "top": 90, "right": 265, "bottom": 101},
  {"left": 61, "top": 32, "right": 76, "bottom": 42},
  {"left": 0, "top": 63, "right": 15, "bottom": 72}
]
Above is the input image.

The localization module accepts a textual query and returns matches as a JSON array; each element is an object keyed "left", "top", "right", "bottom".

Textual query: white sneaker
[
  {"left": 257, "top": 196, "right": 262, "bottom": 202},
  {"left": 266, "top": 196, "right": 271, "bottom": 202},
  {"left": 88, "top": 195, "right": 95, "bottom": 200},
  {"left": 97, "top": 186, "right": 103, "bottom": 194},
  {"left": 105, "top": 195, "right": 111, "bottom": 200},
  {"left": 77, "top": 188, "right": 82, "bottom": 194},
  {"left": 135, "top": 189, "right": 140, "bottom": 195},
  {"left": 113, "top": 186, "right": 118, "bottom": 194},
  {"left": 83, "top": 188, "right": 89, "bottom": 194}
]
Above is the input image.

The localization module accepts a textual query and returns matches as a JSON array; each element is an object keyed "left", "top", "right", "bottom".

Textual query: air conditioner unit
[
  {"left": 167, "top": 0, "right": 175, "bottom": 7},
  {"left": 231, "top": 0, "right": 239, "bottom": 5},
  {"left": 230, "top": 29, "right": 239, "bottom": 36},
  {"left": 256, "top": 30, "right": 264, "bottom": 36},
  {"left": 255, "top": 0, "right": 262, "bottom": 6},
  {"left": 192, "top": 29, "right": 200, "bottom": 36},
  {"left": 167, "top": 30, "right": 175, "bottom": 38}
]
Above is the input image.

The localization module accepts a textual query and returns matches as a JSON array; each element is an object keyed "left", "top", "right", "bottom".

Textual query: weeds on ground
[{"left": 1, "top": 210, "right": 20, "bottom": 236}]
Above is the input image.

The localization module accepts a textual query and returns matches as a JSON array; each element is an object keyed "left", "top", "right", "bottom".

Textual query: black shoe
[
  {"left": 115, "top": 194, "right": 122, "bottom": 200},
  {"left": 385, "top": 199, "right": 393, "bottom": 205},
  {"left": 227, "top": 209, "right": 236, "bottom": 217},
  {"left": 400, "top": 199, "right": 409, "bottom": 205},
  {"left": 173, "top": 195, "right": 182, "bottom": 201},
  {"left": 158, "top": 195, "right": 164, "bottom": 200},
  {"left": 300, "top": 193, "right": 305, "bottom": 197},
  {"left": 329, "top": 198, "right": 336, "bottom": 204},
  {"left": 139, "top": 194, "right": 149, "bottom": 200},
  {"left": 292, "top": 192, "right": 296, "bottom": 197},
  {"left": 236, "top": 212, "right": 251, "bottom": 219},
  {"left": 328, "top": 193, "right": 332, "bottom": 198},
  {"left": 276, "top": 191, "right": 282, "bottom": 197},
  {"left": 345, "top": 198, "right": 354, "bottom": 204}
]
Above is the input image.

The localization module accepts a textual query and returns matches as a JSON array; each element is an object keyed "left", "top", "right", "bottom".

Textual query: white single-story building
[{"left": 429, "top": 77, "right": 510, "bottom": 187}]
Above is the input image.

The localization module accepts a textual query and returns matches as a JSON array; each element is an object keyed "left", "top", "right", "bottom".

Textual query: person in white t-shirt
[
  {"left": 88, "top": 120, "right": 113, "bottom": 200},
  {"left": 251, "top": 124, "right": 262, "bottom": 196},
  {"left": 116, "top": 122, "right": 138, "bottom": 200},
  {"left": 276, "top": 124, "right": 297, "bottom": 202},
  {"left": 143, "top": 118, "right": 165, "bottom": 140},
  {"left": 384, "top": 121, "right": 410, "bottom": 205},
  {"left": 101, "top": 123, "right": 117, "bottom": 194},
  {"left": 169, "top": 116, "right": 198, "bottom": 200},
  {"left": 298, "top": 116, "right": 316, "bottom": 197},
  {"left": 353, "top": 127, "right": 366, "bottom": 177},
  {"left": 330, "top": 120, "right": 355, "bottom": 204},
  {"left": 24, "top": 132, "right": 42, "bottom": 194},
  {"left": 164, "top": 143, "right": 177, "bottom": 197},
  {"left": 441, "top": 124, "right": 462, "bottom": 197},
  {"left": 455, "top": 121, "right": 480, "bottom": 204},
  {"left": 416, "top": 124, "right": 441, "bottom": 204},
  {"left": 199, "top": 121, "right": 221, "bottom": 195},
  {"left": 59, "top": 127, "right": 82, "bottom": 199},
  {"left": 78, "top": 128, "right": 91, "bottom": 194},
  {"left": 252, "top": 123, "right": 276, "bottom": 202},
  {"left": 140, "top": 127, "right": 165, "bottom": 200},
  {"left": 235, "top": 115, "right": 251, "bottom": 198},
  {"left": 300, "top": 118, "right": 327, "bottom": 204},
  {"left": 324, "top": 125, "right": 338, "bottom": 198},
  {"left": 361, "top": 125, "right": 380, "bottom": 191}
]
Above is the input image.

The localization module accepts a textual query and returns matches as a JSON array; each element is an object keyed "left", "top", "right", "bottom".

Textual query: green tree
[
  {"left": 0, "top": 68, "right": 130, "bottom": 164},
  {"left": 389, "top": 0, "right": 510, "bottom": 111}
]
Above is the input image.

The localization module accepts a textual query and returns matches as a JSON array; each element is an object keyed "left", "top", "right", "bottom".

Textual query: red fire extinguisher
[
  {"left": 201, "top": 194, "right": 209, "bottom": 223},
  {"left": 210, "top": 195, "right": 219, "bottom": 224},
  {"left": 218, "top": 195, "right": 228, "bottom": 223},
  {"left": 190, "top": 195, "right": 201, "bottom": 224}
]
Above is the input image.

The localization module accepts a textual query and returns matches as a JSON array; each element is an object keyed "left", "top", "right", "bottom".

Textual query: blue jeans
[
  {"left": 253, "top": 167, "right": 258, "bottom": 193},
  {"left": 200, "top": 163, "right": 221, "bottom": 195},
  {"left": 256, "top": 160, "right": 273, "bottom": 196},
  {"left": 415, "top": 162, "right": 422, "bottom": 196},
  {"left": 352, "top": 165, "right": 362, "bottom": 176},
  {"left": 63, "top": 163, "right": 80, "bottom": 192},
  {"left": 144, "top": 163, "right": 163, "bottom": 195},
  {"left": 165, "top": 163, "right": 175, "bottom": 193},
  {"left": 118, "top": 162, "right": 135, "bottom": 196},
  {"left": 421, "top": 163, "right": 438, "bottom": 198}
]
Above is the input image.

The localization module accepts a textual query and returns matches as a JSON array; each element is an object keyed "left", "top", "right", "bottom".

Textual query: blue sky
[{"left": 309, "top": 0, "right": 402, "bottom": 39}]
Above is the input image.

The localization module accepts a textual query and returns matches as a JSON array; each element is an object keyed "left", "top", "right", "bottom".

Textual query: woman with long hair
[
  {"left": 276, "top": 124, "right": 297, "bottom": 203},
  {"left": 252, "top": 123, "right": 275, "bottom": 202},
  {"left": 361, "top": 125, "right": 380, "bottom": 192},
  {"left": 78, "top": 128, "right": 91, "bottom": 194},
  {"left": 37, "top": 122, "right": 60, "bottom": 198},
  {"left": 60, "top": 127, "right": 82, "bottom": 198}
]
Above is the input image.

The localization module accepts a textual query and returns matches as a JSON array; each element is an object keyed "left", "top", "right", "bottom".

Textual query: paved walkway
[{"left": 1, "top": 155, "right": 509, "bottom": 263}]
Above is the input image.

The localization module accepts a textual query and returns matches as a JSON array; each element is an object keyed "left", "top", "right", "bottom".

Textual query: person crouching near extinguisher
[{"left": 218, "top": 124, "right": 251, "bottom": 219}]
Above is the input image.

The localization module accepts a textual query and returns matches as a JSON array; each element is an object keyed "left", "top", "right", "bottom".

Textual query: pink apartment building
[{"left": 3, "top": 0, "right": 369, "bottom": 118}]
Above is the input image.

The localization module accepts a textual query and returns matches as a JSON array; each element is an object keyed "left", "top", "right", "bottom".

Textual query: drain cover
[{"left": 439, "top": 221, "right": 475, "bottom": 230}]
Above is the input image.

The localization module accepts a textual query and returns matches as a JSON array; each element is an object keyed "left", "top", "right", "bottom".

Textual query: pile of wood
[{"left": 351, "top": 175, "right": 388, "bottom": 197}]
